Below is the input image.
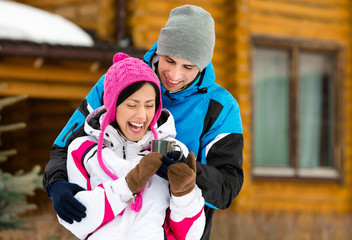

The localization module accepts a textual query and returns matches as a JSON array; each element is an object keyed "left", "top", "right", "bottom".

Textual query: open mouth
[
  {"left": 168, "top": 78, "right": 179, "bottom": 84},
  {"left": 165, "top": 78, "right": 182, "bottom": 88},
  {"left": 164, "top": 75, "right": 182, "bottom": 87},
  {"left": 128, "top": 121, "right": 144, "bottom": 132}
]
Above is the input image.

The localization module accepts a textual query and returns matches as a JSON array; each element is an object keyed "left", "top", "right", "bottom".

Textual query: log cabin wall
[
  {"left": 0, "top": 54, "right": 111, "bottom": 100},
  {"left": 0, "top": 98, "right": 81, "bottom": 173},
  {"left": 0, "top": 96, "right": 82, "bottom": 204},
  {"left": 235, "top": 0, "right": 352, "bottom": 213}
]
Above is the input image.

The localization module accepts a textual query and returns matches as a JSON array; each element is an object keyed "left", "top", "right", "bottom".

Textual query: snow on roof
[{"left": 0, "top": 0, "right": 94, "bottom": 47}]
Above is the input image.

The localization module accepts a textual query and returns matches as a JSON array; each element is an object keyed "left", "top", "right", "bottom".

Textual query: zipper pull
[{"left": 123, "top": 145, "right": 126, "bottom": 159}]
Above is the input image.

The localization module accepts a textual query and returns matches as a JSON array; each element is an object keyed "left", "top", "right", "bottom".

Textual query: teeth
[
  {"left": 168, "top": 79, "right": 179, "bottom": 84},
  {"left": 129, "top": 122, "right": 143, "bottom": 128}
]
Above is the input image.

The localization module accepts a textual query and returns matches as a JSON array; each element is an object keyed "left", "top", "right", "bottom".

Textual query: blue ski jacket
[{"left": 43, "top": 42, "right": 244, "bottom": 240}]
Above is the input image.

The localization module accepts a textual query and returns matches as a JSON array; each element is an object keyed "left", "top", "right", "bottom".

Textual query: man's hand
[
  {"left": 168, "top": 152, "right": 196, "bottom": 197},
  {"left": 156, "top": 151, "right": 186, "bottom": 180},
  {"left": 49, "top": 180, "right": 87, "bottom": 224}
]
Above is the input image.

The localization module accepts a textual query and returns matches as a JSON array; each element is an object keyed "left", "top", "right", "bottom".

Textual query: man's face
[{"left": 157, "top": 55, "right": 200, "bottom": 92}]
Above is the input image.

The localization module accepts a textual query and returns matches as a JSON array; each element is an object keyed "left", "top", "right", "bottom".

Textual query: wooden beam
[
  {"left": 0, "top": 81, "right": 93, "bottom": 100},
  {"left": 0, "top": 122, "right": 26, "bottom": 133},
  {"left": 0, "top": 83, "right": 8, "bottom": 91},
  {"left": 0, "top": 95, "right": 28, "bottom": 110},
  {"left": 0, "top": 63, "right": 104, "bottom": 84},
  {"left": 0, "top": 39, "right": 145, "bottom": 62},
  {"left": 0, "top": 149, "right": 18, "bottom": 163}
]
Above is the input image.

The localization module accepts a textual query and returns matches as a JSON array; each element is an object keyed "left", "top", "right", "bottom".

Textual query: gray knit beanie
[{"left": 156, "top": 5, "right": 215, "bottom": 71}]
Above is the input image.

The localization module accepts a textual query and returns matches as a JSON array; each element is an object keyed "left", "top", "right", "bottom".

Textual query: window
[{"left": 251, "top": 36, "right": 343, "bottom": 181}]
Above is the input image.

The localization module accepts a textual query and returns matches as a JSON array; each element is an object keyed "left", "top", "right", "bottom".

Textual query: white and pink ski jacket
[{"left": 58, "top": 108, "right": 205, "bottom": 239}]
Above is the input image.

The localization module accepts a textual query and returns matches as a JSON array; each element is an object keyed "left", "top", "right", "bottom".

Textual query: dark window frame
[{"left": 250, "top": 34, "right": 345, "bottom": 184}]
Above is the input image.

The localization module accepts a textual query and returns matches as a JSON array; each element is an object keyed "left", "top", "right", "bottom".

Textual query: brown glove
[
  {"left": 168, "top": 152, "right": 197, "bottom": 197},
  {"left": 126, "top": 152, "right": 163, "bottom": 194}
]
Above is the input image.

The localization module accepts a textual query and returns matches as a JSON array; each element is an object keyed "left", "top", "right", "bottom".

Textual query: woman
[{"left": 58, "top": 53, "right": 205, "bottom": 239}]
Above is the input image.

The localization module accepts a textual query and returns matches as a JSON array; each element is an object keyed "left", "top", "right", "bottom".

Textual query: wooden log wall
[
  {"left": 0, "top": 97, "right": 81, "bottom": 172},
  {"left": 0, "top": 97, "right": 81, "bottom": 204},
  {"left": 234, "top": 0, "right": 352, "bottom": 213},
  {"left": 0, "top": 55, "right": 109, "bottom": 100},
  {"left": 0, "top": 88, "right": 27, "bottom": 163}
]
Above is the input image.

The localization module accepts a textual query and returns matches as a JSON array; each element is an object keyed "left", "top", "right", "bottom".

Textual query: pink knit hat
[{"left": 97, "top": 53, "right": 162, "bottom": 211}]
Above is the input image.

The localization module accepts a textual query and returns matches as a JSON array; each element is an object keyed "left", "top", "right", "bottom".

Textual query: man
[{"left": 43, "top": 5, "right": 244, "bottom": 239}]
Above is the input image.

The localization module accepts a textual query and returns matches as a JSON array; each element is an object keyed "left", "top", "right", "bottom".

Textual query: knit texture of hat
[
  {"left": 97, "top": 52, "right": 162, "bottom": 212},
  {"left": 156, "top": 5, "right": 215, "bottom": 71}
]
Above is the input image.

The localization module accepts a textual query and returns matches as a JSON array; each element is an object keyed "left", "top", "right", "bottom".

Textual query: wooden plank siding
[
  {"left": 234, "top": 0, "right": 352, "bottom": 213},
  {"left": 0, "top": 98, "right": 82, "bottom": 204},
  {"left": 0, "top": 56, "right": 109, "bottom": 100},
  {"left": 249, "top": 1, "right": 351, "bottom": 40}
]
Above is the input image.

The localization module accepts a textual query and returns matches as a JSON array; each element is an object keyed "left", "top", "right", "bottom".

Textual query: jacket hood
[
  {"left": 84, "top": 106, "right": 177, "bottom": 151},
  {"left": 144, "top": 42, "right": 216, "bottom": 101}
]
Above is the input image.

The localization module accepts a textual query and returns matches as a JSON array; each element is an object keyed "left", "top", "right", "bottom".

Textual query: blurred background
[{"left": 0, "top": 0, "right": 351, "bottom": 239}]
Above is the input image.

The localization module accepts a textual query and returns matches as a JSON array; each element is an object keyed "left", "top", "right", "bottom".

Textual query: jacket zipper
[{"left": 123, "top": 145, "right": 126, "bottom": 159}]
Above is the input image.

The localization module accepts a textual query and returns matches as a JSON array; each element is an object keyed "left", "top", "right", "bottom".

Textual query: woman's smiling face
[{"left": 115, "top": 83, "right": 156, "bottom": 141}]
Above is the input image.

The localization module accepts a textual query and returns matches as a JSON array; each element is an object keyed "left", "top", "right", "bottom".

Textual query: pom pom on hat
[{"left": 113, "top": 52, "right": 129, "bottom": 63}]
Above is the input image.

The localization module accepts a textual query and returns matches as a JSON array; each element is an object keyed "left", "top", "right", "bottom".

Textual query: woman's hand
[{"left": 126, "top": 152, "right": 163, "bottom": 194}]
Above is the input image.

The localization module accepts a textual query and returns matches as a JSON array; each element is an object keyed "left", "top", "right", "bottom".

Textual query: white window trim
[{"left": 252, "top": 166, "right": 339, "bottom": 179}]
